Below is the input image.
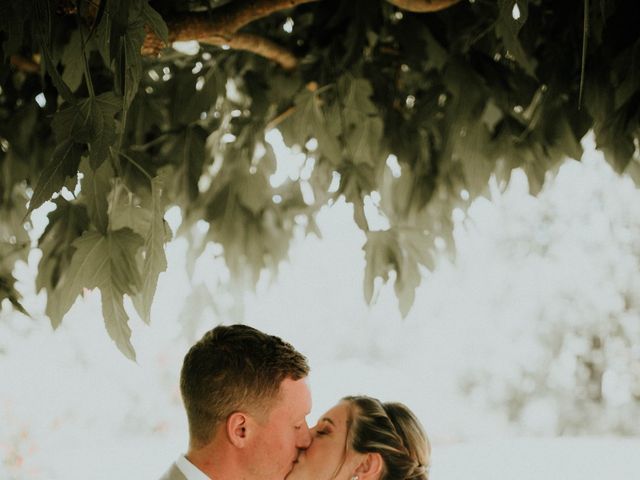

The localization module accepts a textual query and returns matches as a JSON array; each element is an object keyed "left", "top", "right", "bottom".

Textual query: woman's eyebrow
[{"left": 320, "top": 417, "right": 336, "bottom": 426}]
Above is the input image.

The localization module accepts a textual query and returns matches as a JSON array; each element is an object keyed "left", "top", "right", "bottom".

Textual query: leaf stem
[
  {"left": 78, "top": 18, "right": 95, "bottom": 98},
  {"left": 579, "top": 0, "right": 589, "bottom": 109},
  {"left": 119, "top": 152, "right": 153, "bottom": 183},
  {"left": 129, "top": 127, "right": 185, "bottom": 151}
]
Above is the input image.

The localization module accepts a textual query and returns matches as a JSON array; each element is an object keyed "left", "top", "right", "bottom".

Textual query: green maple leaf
[
  {"left": 0, "top": 274, "right": 29, "bottom": 316},
  {"left": 165, "top": 126, "right": 207, "bottom": 204},
  {"left": 36, "top": 200, "right": 89, "bottom": 329},
  {"left": 339, "top": 76, "right": 378, "bottom": 125},
  {"left": 109, "top": 181, "right": 152, "bottom": 237},
  {"left": 289, "top": 89, "right": 317, "bottom": 142},
  {"left": 0, "top": 190, "right": 30, "bottom": 264},
  {"left": 347, "top": 116, "right": 384, "bottom": 166},
  {"left": 51, "top": 102, "right": 84, "bottom": 142},
  {"left": 338, "top": 76, "right": 383, "bottom": 166},
  {"left": 286, "top": 88, "right": 342, "bottom": 163},
  {"left": 60, "top": 30, "right": 85, "bottom": 92},
  {"left": 363, "top": 230, "right": 397, "bottom": 304},
  {"left": 173, "top": 68, "right": 219, "bottom": 125},
  {"left": 454, "top": 119, "right": 494, "bottom": 198},
  {"left": 30, "top": 91, "right": 121, "bottom": 213},
  {"left": 395, "top": 228, "right": 432, "bottom": 317},
  {"left": 421, "top": 26, "right": 448, "bottom": 71},
  {"left": 93, "top": 0, "right": 146, "bottom": 108},
  {"left": 363, "top": 229, "right": 426, "bottom": 317},
  {"left": 398, "top": 229, "right": 435, "bottom": 271},
  {"left": 117, "top": 3, "right": 147, "bottom": 108},
  {"left": 51, "top": 92, "right": 121, "bottom": 167},
  {"left": 338, "top": 161, "right": 375, "bottom": 200},
  {"left": 132, "top": 176, "right": 169, "bottom": 324},
  {"left": 395, "top": 251, "right": 421, "bottom": 318},
  {"left": 495, "top": 0, "right": 536, "bottom": 76},
  {"left": 45, "top": 287, "right": 67, "bottom": 329},
  {"left": 121, "top": 25, "right": 145, "bottom": 109},
  {"left": 237, "top": 171, "right": 270, "bottom": 215},
  {"left": 28, "top": 140, "right": 83, "bottom": 213},
  {"left": 36, "top": 200, "right": 89, "bottom": 293},
  {"left": 336, "top": 160, "right": 376, "bottom": 230},
  {"left": 37, "top": 38, "right": 75, "bottom": 104},
  {"left": 60, "top": 228, "right": 144, "bottom": 359},
  {"left": 81, "top": 159, "right": 113, "bottom": 234},
  {"left": 86, "top": 93, "right": 121, "bottom": 169}
]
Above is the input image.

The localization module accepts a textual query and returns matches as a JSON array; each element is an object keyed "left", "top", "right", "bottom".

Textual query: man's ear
[
  {"left": 354, "top": 452, "right": 383, "bottom": 479},
  {"left": 226, "top": 412, "right": 249, "bottom": 447}
]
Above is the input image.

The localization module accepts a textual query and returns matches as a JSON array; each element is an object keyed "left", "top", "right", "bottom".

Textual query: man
[{"left": 160, "top": 324, "right": 312, "bottom": 480}]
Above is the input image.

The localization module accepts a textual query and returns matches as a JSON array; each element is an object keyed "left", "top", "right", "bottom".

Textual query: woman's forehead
[{"left": 320, "top": 401, "right": 350, "bottom": 425}]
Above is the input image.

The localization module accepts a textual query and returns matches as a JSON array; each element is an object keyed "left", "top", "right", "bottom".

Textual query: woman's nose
[{"left": 297, "top": 422, "right": 312, "bottom": 448}]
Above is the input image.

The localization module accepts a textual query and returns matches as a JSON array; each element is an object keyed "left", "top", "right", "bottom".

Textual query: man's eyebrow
[{"left": 320, "top": 417, "right": 335, "bottom": 426}]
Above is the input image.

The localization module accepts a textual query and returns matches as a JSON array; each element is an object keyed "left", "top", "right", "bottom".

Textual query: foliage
[{"left": 0, "top": 0, "right": 639, "bottom": 356}]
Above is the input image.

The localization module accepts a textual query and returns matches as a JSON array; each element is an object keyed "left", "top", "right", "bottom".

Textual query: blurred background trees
[{"left": 458, "top": 155, "right": 640, "bottom": 435}]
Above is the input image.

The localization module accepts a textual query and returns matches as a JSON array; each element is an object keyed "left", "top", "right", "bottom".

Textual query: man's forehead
[{"left": 279, "top": 377, "right": 312, "bottom": 413}]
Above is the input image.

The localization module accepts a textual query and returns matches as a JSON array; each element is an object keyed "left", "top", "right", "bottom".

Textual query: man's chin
[{"left": 284, "top": 461, "right": 300, "bottom": 479}]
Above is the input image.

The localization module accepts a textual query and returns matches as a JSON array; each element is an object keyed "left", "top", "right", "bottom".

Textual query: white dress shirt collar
[{"left": 176, "top": 454, "right": 211, "bottom": 480}]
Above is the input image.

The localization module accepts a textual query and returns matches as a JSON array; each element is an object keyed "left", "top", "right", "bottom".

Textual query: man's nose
[{"left": 296, "top": 422, "right": 312, "bottom": 448}]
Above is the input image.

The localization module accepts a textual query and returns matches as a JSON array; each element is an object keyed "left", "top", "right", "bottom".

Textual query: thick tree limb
[
  {"left": 143, "top": 0, "right": 318, "bottom": 51},
  {"left": 201, "top": 32, "right": 299, "bottom": 70},
  {"left": 19, "top": 0, "right": 464, "bottom": 72},
  {"left": 140, "top": 0, "right": 462, "bottom": 67},
  {"left": 142, "top": 0, "right": 319, "bottom": 67},
  {"left": 192, "top": 0, "right": 319, "bottom": 36},
  {"left": 386, "top": 0, "right": 461, "bottom": 12}
]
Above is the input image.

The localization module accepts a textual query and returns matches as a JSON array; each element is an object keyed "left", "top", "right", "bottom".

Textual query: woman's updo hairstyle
[{"left": 342, "top": 396, "right": 430, "bottom": 480}]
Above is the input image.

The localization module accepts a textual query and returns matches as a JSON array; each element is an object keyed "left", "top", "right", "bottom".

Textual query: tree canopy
[{"left": 0, "top": 0, "right": 638, "bottom": 358}]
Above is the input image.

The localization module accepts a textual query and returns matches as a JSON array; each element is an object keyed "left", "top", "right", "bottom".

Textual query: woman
[{"left": 288, "top": 396, "right": 430, "bottom": 480}]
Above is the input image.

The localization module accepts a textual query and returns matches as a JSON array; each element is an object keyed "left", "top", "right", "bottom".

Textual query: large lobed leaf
[
  {"left": 132, "top": 176, "right": 170, "bottom": 324},
  {"left": 59, "top": 229, "right": 144, "bottom": 359},
  {"left": 30, "top": 93, "right": 122, "bottom": 213}
]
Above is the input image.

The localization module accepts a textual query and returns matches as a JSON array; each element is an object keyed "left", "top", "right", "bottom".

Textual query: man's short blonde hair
[{"left": 180, "top": 324, "right": 309, "bottom": 447}]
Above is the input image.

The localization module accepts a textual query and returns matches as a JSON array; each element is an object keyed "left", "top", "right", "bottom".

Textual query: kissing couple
[{"left": 160, "top": 324, "right": 430, "bottom": 480}]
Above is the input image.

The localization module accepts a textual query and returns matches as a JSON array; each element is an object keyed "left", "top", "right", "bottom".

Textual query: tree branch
[
  {"left": 265, "top": 82, "right": 318, "bottom": 129},
  {"left": 143, "top": 0, "right": 319, "bottom": 53},
  {"left": 142, "top": 0, "right": 319, "bottom": 66},
  {"left": 386, "top": 0, "right": 462, "bottom": 12},
  {"left": 194, "top": 0, "right": 320, "bottom": 36},
  {"left": 15, "top": 0, "right": 463, "bottom": 73},
  {"left": 9, "top": 55, "right": 40, "bottom": 74},
  {"left": 200, "top": 32, "right": 300, "bottom": 70}
]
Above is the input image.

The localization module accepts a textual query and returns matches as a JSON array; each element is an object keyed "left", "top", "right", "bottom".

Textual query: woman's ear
[
  {"left": 354, "top": 452, "right": 384, "bottom": 479},
  {"left": 226, "top": 412, "right": 249, "bottom": 447}
]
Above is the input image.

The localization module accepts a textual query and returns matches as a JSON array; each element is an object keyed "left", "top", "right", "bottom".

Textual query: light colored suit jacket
[{"left": 159, "top": 462, "right": 188, "bottom": 480}]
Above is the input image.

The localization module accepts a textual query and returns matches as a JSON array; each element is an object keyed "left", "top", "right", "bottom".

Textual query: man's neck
[{"left": 187, "top": 441, "right": 247, "bottom": 480}]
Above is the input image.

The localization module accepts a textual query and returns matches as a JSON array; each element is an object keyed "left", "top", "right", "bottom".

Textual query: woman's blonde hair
[{"left": 342, "top": 396, "right": 430, "bottom": 480}]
